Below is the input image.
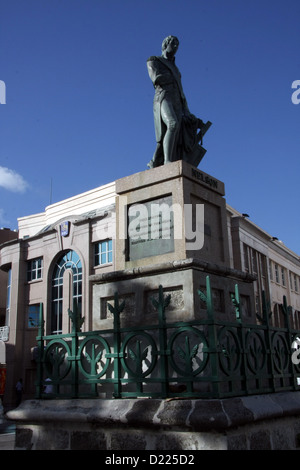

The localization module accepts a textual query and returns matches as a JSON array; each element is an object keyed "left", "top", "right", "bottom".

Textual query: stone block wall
[{"left": 7, "top": 392, "right": 300, "bottom": 450}]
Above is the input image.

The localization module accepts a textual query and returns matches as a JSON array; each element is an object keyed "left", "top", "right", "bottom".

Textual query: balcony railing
[
  {"left": 0, "top": 326, "right": 9, "bottom": 342},
  {"left": 35, "top": 277, "right": 300, "bottom": 400}
]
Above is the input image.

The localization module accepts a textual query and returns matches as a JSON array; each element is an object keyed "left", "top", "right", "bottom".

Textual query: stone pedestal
[
  {"left": 8, "top": 392, "right": 300, "bottom": 450},
  {"left": 115, "top": 160, "right": 229, "bottom": 270},
  {"left": 91, "top": 161, "right": 256, "bottom": 328}
]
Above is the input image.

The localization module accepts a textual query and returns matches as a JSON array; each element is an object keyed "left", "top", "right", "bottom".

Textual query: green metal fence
[{"left": 35, "top": 276, "right": 300, "bottom": 400}]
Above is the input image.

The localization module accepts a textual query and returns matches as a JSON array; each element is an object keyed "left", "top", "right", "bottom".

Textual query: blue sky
[{"left": 1, "top": 0, "right": 299, "bottom": 254}]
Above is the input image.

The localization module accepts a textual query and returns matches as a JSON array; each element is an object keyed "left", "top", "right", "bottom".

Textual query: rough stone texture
[
  {"left": 35, "top": 427, "right": 69, "bottom": 450},
  {"left": 110, "top": 431, "right": 147, "bottom": 450},
  {"left": 222, "top": 397, "right": 255, "bottom": 427},
  {"left": 189, "top": 399, "right": 229, "bottom": 429},
  {"left": 249, "top": 429, "right": 272, "bottom": 450},
  {"left": 125, "top": 399, "right": 161, "bottom": 426},
  {"left": 227, "top": 433, "right": 248, "bottom": 450},
  {"left": 71, "top": 430, "right": 107, "bottom": 450},
  {"left": 7, "top": 392, "right": 300, "bottom": 450},
  {"left": 15, "top": 427, "right": 33, "bottom": 450}
]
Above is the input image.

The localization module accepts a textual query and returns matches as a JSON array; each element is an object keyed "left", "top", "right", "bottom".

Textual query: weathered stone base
[{"left": 7, "top": 392, "right": 300, "bottom": 450}]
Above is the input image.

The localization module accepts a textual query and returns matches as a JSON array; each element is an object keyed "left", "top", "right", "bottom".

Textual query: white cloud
[{"left": 0, "top": 166, "right": 29, "bottom": 193}]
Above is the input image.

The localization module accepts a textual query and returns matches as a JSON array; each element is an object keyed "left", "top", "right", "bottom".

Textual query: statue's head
[{"left": 162, "top": 35, "right": 179, "bottom": 53}]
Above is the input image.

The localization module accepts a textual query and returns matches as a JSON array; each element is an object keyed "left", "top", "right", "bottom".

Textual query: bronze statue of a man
[{"left": 147, "top": 36, "right": 211, "bottom": 168}]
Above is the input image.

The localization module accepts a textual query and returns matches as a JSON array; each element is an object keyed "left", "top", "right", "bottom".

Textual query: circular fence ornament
[
  {"left": 169, "top": 326, "right": 208, "bottom": 377},
  {"left": 271, "top": 331, "right": 290, "bottom": 374},
  {"left": 245, "top": 329, "right": 266, "bottom": 375},
  {"left": 78, "top": 336, "right": 111, "bottom": 378},
  {"left": 121, "top": 332, "right": 157, "bottom": 378},
  {"left": 291, "top": 336, "right": 300, "bottom": 373},
  {"left": 44, "top": 339, "right": 71, "bottom": 380},
  {"left": 218, "top": 326, "right": 241, "bottom": 376}
]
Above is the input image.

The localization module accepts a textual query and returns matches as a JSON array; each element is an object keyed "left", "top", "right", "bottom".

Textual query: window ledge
[
  {"left": 94, "top": 263, "right": 113, "bottom": 269},
  {"left": 27, "top": 278, "right": 43, "bottom": 285}
]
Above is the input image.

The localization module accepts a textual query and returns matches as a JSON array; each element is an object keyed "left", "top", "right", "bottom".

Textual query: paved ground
[{"left": 0, "top": 418, "right": 16, "bottom": 450}]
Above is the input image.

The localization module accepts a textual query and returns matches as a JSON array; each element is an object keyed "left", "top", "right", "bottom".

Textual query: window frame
[
  {"left": 51, "top": 250, "right": 82, "bottom": 335},
  {"left": 294, "top": 274, "right": 298, "bottom": 293},
  {"left": 274, "top": 263, "right": 279, "bottom": 284},
  {"left": 94, "top": 239, "right": 113, "bottom": 267},
  {"left": 5, "top": 268, "right": 12, "bottom": 327},
  {"left": 27, "top": 257, "right": 43, "bottom": 282},
  {"left": 27, "top": 304, "right": 41, "bottom": 328},
  {"left": 268, "top": 259, "right": 273, "bottom": 281},
  {"left": 281, "top": 267, "right": 286, "bottom": 287}
]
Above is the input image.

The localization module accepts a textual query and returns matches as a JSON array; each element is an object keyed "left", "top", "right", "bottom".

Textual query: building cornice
[{"left": 90, "top": 257, "right": 257, "bottom": 284}]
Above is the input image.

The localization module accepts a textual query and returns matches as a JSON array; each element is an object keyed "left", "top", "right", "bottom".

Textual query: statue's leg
[
  {"left": 160, "top": 100, "right": 180, "bottom": 164},
  {"left": 147, "top": 143, "right": 163, "bottom": 168}
]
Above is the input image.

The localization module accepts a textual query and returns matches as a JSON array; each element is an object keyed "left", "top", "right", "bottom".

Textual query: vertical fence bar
[
  {"left": 202, "top": 276, "right": 222, "bottom": 398},
  {"left": 35, "top": 302, "right": 44, "bottom": 398},
  {"left": 68, "top": 301, "right": 82, "bottom": 398},
  {"left": 282, "top": 295, "right": 296, "bottom": 389},
  {"left": 109, "top": 292, "right": 124, "bottom": 398},
  {"left": 262, "top": 291, "right": 276, "bottom": 393},
  {"left": 231, "top": 284, "right": 248, "bottom": 395},
  {"left": 231, "top": 284, "right": 241, "bottom": 323},
  {"left": 155, "top": 285, "right": 170, "bottom": 398},
  {"left": 72, "top": 316, "right": 79, "bottom": 399}
]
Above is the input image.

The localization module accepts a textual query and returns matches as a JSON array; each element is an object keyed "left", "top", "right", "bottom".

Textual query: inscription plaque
[{"left": 127, "top": 195, "right": 174, "bottom": 260}]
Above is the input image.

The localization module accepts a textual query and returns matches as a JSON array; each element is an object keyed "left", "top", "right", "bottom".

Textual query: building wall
[
  {"left": 18, "top": 181, "right": 115, "bottom": 239},
  {"left": 0, "top": 229, "right": 18, "bottom": 326},
  {"left": 0, "top": 184, "right": 116, "bottom": 409},
  {"left": 227, "top": 205, "right": 300, "bottom": 327}
]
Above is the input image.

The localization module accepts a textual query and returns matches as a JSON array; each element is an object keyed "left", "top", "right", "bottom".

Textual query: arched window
[{"left": 51, "top": 250, "right": 82, "bottom": 334}]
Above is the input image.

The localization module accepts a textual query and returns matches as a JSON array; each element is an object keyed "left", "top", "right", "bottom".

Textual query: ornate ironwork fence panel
[{"left": 35, "top": 278, "right": 300, "bottom": 400}]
